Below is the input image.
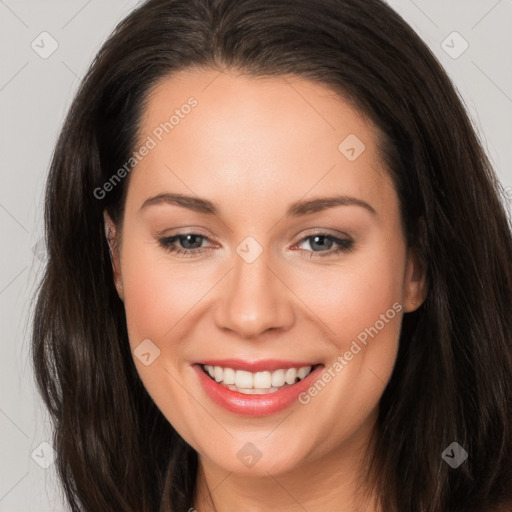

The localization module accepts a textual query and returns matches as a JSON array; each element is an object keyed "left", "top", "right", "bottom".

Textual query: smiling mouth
[{"left": 200, "top": 363, "right": 322, "bottom": 395}]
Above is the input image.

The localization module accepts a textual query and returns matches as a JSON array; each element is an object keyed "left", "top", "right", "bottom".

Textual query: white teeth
[
  {"left": 271, "top": 369, "right": 285, "bottom": 387},
  {"left": 297, "top": 366, "right": 311, "bottom": 379},
  {"left": 202, "top": 364, "right": 315, "bottom": 391},
  {"left": 226, "top": 384, "right": 281, "bottom": 394},
  {"left": 285, "top": 368, "right": 298, "bottom": 385},
  {"left": 223, "top": 367, "right": 236, "bottom": 385},
  {"left": 253, "top": 371, "right": 271, "bottom": 388},
  {"left": 235, "top": 370, "right": 253, "bottom": 388}
]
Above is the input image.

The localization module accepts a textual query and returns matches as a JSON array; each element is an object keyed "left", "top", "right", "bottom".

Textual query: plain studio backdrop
[{"left": 0, "top": 1, "right": 511, "bottom": 510}]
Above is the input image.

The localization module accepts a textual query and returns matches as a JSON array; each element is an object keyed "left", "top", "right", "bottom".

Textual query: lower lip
[{"left": 193, "top": 364, "right": 324, "bottom": 416}]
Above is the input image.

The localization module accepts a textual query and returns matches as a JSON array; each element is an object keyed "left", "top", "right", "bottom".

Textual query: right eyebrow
[{"left": 139, "top": 193, "right": 219, "bottom": 215}]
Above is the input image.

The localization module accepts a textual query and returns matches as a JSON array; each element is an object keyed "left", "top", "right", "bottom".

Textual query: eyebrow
[{"left": 139, "top": 192, "right": 377, "bottom": 217}]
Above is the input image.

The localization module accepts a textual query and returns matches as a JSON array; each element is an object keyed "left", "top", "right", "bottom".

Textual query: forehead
[
  {"left": 127, "top": 68, "right": 394, "bottom": 219},
  {"left": 140, "top": 67, "right": 377, "bottom": 149}
]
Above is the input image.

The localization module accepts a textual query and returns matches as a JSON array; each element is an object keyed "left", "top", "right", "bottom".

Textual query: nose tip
[{"left": 213, "top": 255, "right": 294, "bottom": 339}]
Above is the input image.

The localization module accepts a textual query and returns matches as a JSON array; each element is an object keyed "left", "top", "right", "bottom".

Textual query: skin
[{"left": 104, "top": 68, "right": 427, "bottom": 512}]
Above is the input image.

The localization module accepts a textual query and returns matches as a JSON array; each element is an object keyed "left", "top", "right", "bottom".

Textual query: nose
[{"left": 214, "top": 248, "right": 295, "bottom": 339}]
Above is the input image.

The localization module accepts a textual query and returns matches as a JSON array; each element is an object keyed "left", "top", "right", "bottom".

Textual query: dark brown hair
[{"left": 31, "top": 0, "right": 512, "bottom": 510}]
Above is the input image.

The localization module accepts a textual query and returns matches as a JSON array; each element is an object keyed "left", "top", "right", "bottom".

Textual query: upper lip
[{"left": 195, "top": 359, "right": 321, "bottom": 372}]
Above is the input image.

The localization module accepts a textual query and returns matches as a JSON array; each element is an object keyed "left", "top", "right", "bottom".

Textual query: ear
[
  {"left": 103, "top": 211, "right": 124, "bottom": 301},
  {"left": 403, "top": 246, "right": 428, "bottom": 313}
]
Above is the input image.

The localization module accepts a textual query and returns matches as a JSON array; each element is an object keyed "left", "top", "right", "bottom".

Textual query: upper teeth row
[{"left": 203, "top": 365, "right": 313, "bottom": 389}]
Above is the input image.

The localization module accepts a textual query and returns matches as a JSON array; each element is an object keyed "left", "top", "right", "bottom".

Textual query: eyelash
[{"left": 158, "top": 232, "right": 354, "bottom": 259}]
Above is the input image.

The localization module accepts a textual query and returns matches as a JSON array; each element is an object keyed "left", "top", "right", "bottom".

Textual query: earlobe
[{"left": 103, "top": 211, "right": 124, "bottom": 301}]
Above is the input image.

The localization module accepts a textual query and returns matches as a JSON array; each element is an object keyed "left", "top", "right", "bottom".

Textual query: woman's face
[{"left": 106, "top": 68, "right": 425, "bottom": 477}]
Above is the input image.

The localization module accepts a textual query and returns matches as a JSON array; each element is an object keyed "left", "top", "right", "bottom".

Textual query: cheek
[
  {"left": 291, "top": 241, "right": 406, "bottom": 349},
  {"left": 287, "top": 234, "right": 406, "bottom": 425},
  {"left": 288, "top": 247, "right": 405, "bottom": 449},
  {"left": 119, "top": 241, "right": 206, "bottom": 436},
  {"left": 120, "top": 239, "right": 210, "bottom": 345}
]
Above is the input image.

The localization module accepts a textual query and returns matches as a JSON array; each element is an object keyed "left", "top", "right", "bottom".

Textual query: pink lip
[
  {"left": 195, "top": 359, "right": 318, "bottom": 372},
  {"left": 193, "top": 363, "right": 324, "bottom": 416}
]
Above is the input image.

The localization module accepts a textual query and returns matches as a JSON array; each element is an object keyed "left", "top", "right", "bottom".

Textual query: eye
[
  {"left": 294, "top": 233, "right": 354, "bottom": 258},
  {"left": 158, "top": 233, "right": 213, "bottom": 257}
]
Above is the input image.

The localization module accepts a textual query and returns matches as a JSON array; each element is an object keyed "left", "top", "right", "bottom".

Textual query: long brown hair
[{"left": 31, "top": 0, "right": 512, "bottom": 510}]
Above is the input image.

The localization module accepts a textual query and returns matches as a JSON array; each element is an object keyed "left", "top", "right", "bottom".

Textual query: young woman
[{"left": 31, "top": 0, "right": 512, "bottom": 510}]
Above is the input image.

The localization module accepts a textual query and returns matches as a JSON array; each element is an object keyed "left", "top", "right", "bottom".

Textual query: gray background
[{"left": 1, "top": 1, "right": 511, "bottom": 510}]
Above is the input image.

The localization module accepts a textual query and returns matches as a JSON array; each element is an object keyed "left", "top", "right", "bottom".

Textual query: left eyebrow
[{"left": 285, "top": 195, "right": 377, "bottom": 218}]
